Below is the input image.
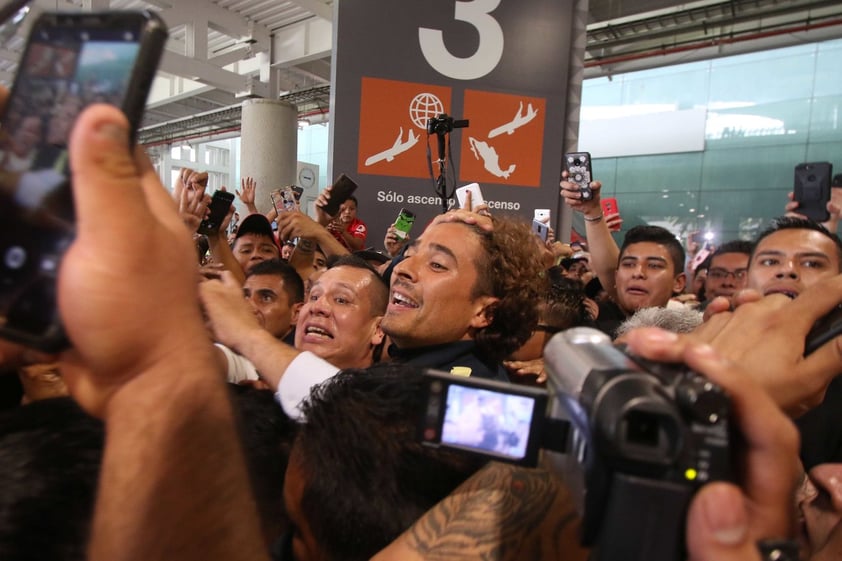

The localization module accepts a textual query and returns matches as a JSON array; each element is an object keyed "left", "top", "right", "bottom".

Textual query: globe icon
[{"left": 409, "top": 93, "right": 445, "bottom": 130}]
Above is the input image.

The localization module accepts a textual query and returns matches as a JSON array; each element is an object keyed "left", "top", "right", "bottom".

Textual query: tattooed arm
[{"left": 371, "top": 461, "right": 590, "bottom": 561}]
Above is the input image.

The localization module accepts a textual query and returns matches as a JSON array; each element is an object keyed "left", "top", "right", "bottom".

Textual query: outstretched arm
[{"left": 58, "top": 105, "right": 268, "bottom": 561}]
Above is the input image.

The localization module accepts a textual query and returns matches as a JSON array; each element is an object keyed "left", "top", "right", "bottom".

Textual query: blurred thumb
[
  {"left": 69, "top": 105, "right": 145, "bottom": 235},
  {"left": 686, "top": 483, "right": 759, "bottom": 561}
]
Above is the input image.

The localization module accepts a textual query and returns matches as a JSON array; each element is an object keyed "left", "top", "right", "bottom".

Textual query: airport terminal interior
[{"left": 1, "top": 0, "right": 841, "bottom": 243}]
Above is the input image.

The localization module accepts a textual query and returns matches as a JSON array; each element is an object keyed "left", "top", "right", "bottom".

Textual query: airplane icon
[
  {"left": 364, "top": 127, "right": 420, "bottom": 166},
  {"left": 488, "top": 101, "right": 538, "bottom": 138}
]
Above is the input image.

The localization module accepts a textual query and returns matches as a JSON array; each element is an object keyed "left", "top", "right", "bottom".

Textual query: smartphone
[
  {"left": 534, "top": 208, "right": 550, "bottom": 223},
  {"left": 564, "top": 152, "right": 593, "bottom": 201},
  {"left": 197, "top": 190, "right": 235, "bottom": 235},
  {"left": 320, "top": 173, "right": 358, "bottom": 216},
  {"left": 455, "top": 182, "right": 484, "bottom": 210},
  {"left": 532, "top": 219, "right": 549, "bottom": 242},
  {"left": 806, "top": 305, "right": 842, "bottom": 356},
  {"left": 271, "top": 185, "right": 297, "bottom": 214},
  {"left": 0, "top": 11, "right": 168, "bottom": 351},
  {"left": 794, "top": 162, "right": 832, "bottom": 223},
  {"left": 393, "top": 208, "right": 415, "bottom": 240},
  {"left": 601, "top": 197, "right": 619, "bottom": 216}
]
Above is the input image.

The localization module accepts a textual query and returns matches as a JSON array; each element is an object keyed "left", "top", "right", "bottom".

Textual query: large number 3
[{"left": 419, "top": 0, "right": 504, "bottom": 80}]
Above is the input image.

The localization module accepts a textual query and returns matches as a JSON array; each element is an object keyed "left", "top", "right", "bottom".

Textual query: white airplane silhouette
[
  {"left": 364, "top": 127, "right": 420, "bottom": 166},
  {"left": 488, "top": 101, "right": 538, "bottom": 138}
]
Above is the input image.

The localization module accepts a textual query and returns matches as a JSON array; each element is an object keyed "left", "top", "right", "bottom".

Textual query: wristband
[
  {"left": 583, "top": 213, "right": 604, "bottom": 223},
  {"left": 757, "top": 539, "right": 799, "bottom": 561}
]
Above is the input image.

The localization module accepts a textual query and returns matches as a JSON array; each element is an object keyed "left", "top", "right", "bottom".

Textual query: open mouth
[
  {"left": 766, "top": 289, "right": 798, "bottom": 299},
  {"left": 391, "top": 291, "right": 419, "bottom": 308},
  {"left": 304, "top": 325, "right": 333, "bottom": 339}
]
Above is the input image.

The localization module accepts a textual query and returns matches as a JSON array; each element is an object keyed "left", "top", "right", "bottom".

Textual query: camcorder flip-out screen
[{"left": 419, "top": 370, "right": 548, "bottom": 465}]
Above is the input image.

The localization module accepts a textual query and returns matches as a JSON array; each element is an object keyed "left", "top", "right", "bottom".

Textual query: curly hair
[{"left": 468, "top": 216, "right": 547, "bottom": 361}]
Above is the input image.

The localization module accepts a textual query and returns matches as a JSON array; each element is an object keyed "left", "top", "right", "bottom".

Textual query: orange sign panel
[
  {"left": 459, "top": 90, "right": 546, "bottom": 187},
  {"left": 357, "top": 77, "right": 453, "bottom": 179}
]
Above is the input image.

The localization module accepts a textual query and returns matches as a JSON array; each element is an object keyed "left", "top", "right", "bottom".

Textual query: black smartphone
[
  {"left": 564, "top": 152, "right": 593, "bottom": 201},
  {"left": 0, "top": 10, "right": 168, "bottom": 351},
  {"left": 805, "top": 304, "right": 842, "bottom": 356},
  {"left": 794, "top": 162, "right": 832, "bottom": 223},
  {"left": 320, "top": 173, "right": 358, "bottom": 216},
  {"left": 197, "top": 190, "right": 235, "bottom": 235}
]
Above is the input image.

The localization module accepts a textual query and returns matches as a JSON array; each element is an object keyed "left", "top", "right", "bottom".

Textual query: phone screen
[{"left": 0, "top": 12, "right": 164, "bottom": 348}]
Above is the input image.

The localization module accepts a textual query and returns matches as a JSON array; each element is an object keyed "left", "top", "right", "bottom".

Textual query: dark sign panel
[{"left": 331, "top": 0, "right": 574, "bottom": 243}]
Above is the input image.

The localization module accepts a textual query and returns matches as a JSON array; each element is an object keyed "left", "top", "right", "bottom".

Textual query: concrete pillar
[{"left": 240, "top": 99, "right": 298, "bottom": 214}]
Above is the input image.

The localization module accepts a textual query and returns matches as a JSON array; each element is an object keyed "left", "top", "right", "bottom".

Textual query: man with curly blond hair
[{"left": 382, "top": 213, "right": 546, "bottom": 380}]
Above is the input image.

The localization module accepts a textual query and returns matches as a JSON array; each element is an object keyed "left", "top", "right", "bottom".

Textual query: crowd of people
[{"left": 0, "top": 98, "right": 841, "bottom": 561}]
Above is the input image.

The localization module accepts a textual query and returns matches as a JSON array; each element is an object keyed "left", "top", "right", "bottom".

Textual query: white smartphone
[
  {"left": 455, "top": 183, "right": 485, "bottom": 210},
  {"left": 534, "top": 209, "right": 550, "bottom": 223}
]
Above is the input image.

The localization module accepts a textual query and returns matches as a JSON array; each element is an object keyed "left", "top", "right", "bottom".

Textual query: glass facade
[{"left": 583, "top": 38, "right": 842, "bottom": 245}]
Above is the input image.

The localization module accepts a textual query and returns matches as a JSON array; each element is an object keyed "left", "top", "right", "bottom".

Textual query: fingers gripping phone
[
  {"left": 0, "top": 11, "right": 168, "bottom": 351},
  {"left": 198, "top": 190, "right": 235, "bottom": 235},
  {"left": 564, "top": 152, "right": 593, "bottom": 201},
  {"left": 455, "top": 182, "right": 484, "bottom": 210},
  {"left": 794, "top": 162, "right": 832, "bottom": 223}
]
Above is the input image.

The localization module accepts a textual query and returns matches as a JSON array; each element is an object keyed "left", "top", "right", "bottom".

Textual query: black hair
[
  {"left": 227, "top": 385, "right": 298, "bottom": 546},
  {"left": 327, "top": 254, "right": 389, "bottom": 315},
  {"left": 620, "top": 225, "right": 686, "bottom": 276},
  {"left": 295, "top": 364, "right": 486, "bottom": 561},
  {"left": 246, "top": 258, "right": 305, "bottom": 304},
  {"left": 0, "top": 398, "right": 104, "bottom": 561},
  {"left": 751, "top": 216, "right": 842, "bottom": 271},
  {"left": 712, "top": 239, "right": 754, "bottom": 260}
]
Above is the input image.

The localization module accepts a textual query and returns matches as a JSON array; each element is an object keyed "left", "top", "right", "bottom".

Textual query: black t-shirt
[
  {"left": 797, "top": 375, "right": 842, "bottom": 469},
  {"left": 594, "top": 299, "right": 629, "bottom": 339}
]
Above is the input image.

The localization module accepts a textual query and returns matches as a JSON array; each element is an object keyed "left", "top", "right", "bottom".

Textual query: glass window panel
[
  {"left": 709, "top": 52, "right": 815, "bottom": 105},
  {"left": 611, "top": 153, "right": 703, "bottom": 193},
  {"left": 701, "top": 144, "right": 807, "bottom": 191},
  {"left": 706, "top": 99, "right": 811, "bottom": 147},
  {"left": 808, "top": 95, "right": 842, "bottom": 142}
]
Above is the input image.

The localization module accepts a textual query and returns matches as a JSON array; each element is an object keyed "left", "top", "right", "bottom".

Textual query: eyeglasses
[{"left": 708, "top": 268, "right": 747, "bottom": 281}]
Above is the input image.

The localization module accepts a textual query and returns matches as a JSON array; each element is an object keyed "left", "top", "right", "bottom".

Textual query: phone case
[
  {"left": 393, "top": 208, "right": 415, "bottom": 240},
  {"left": 532, "top": 219, "right": 549, "bottom": 242},
  {"left": 198, "top": 191, "right": 235, "bottom": 235},
  {"left": 455, "top": 183, "right": 484, "bottom": 209},
  {"left": 321, "top": 174, "right": 358, "bottom": 216},
  {"left": 601, "top": 197, "right": 619, "bottom": 216},
  {"left": 794, "top": 162, "right": 832, "bottom": 223},
  {"left": 565, "top": 152, "right": 593, "bottom": 201}
]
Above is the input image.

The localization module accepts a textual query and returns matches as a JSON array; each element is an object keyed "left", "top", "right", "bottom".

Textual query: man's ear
[
  {"left": 672, "top": 272, "right": 687, "bottom": 295},
  {"left": 370, "top": 316, "right": 385, "bottom": 347},
  {"left": 290, "top": 302, "right": 303, "bottom": 325},
  {"left": 469, "top": 297, "right": 500, "bottom": 329}
]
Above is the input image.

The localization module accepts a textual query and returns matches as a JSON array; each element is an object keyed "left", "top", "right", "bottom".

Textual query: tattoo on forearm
[{"left": 405, "top": 462, "right": 584, "bottom": 561}]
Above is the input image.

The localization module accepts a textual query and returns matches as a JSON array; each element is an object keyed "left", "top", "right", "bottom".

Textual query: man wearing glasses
[{"left": 703, "top": 240, "right": 753, "bottom": 303}]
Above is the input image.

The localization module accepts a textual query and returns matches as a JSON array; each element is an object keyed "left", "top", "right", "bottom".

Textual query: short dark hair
[
  {"left": 751, "top": 216, "right": 842, "bottom": 271},
  {"left": 346, "top": 195, "right": 358, "bottom": 207},
  {"left": 620, "top": 225, "right": 685, "bottom": 276},
  {"left": 328, "top": 254, "right": 389, "bottom": 315},
  {"left": 0, "top": 398, "right": 104, "bottom": 561},
  {"left": 295, "top": 364, "right": 486, "bottom": 561},
  {"left": 246, "top": 258, "right": 305, "bottom": 304},
  {"left": 468, "top": 216, "right": 547, "bottom": 361},
  {"left": 227, "top": 385, "right": 298, "bottom": 546},
  {"left": 544, "top": 276, "right": 592, "bottom": 328},
  {"left": 712, "top": 239, "right": 753, "bottom": 260}
]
